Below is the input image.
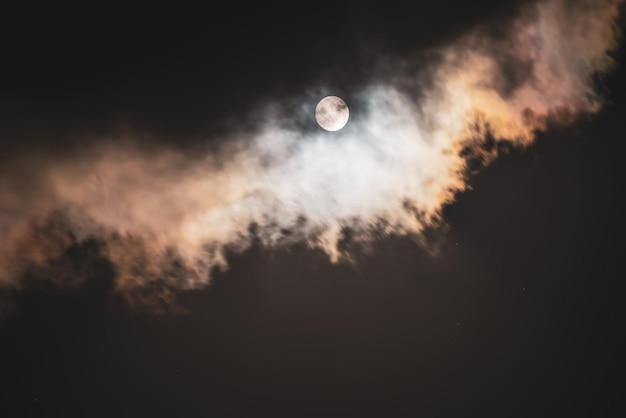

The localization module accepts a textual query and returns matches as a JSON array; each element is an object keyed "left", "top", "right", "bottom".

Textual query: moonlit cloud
[{"left": 0, "top": 0, "right": 622, "bottom": 308}]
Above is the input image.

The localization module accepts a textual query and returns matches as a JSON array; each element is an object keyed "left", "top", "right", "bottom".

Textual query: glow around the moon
[{"left": 315, "top": 96, "right": 350, "bottom": 131}]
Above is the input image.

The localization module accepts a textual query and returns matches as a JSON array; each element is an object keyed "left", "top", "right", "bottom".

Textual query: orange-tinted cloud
[{"left": 0, "top": 0, "right": 622, "bottom": 309}]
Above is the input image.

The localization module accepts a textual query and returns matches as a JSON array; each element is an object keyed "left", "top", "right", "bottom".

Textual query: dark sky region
[{"left": 1, "top": 1, "right": 625, "bottom": 417}]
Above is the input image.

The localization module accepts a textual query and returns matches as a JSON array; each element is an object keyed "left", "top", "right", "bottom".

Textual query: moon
[{"left": 315, "top": 96, "right": 349, "bottom": 131}]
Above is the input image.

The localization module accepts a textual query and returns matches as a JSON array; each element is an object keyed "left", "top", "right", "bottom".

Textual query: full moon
[{"left": 315, "top": 96, "right": 349, "bottom": 131}]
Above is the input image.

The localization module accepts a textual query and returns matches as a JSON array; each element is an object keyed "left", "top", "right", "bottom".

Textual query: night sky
[{"left": 1, "top": 1, "right": 625, "bottom": 417}]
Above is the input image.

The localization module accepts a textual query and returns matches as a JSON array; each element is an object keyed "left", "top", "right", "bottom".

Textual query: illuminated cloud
[{"left": 0, "top": 0, "right": 622, "bottom": 308}]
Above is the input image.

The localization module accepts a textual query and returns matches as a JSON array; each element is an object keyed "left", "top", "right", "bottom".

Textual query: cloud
[{"left": 0, "top": 0, "right": 622, "bottom": 309}]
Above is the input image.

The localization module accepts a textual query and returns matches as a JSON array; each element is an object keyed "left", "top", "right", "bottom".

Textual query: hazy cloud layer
[{"left": 0, "top": 0, "right": 622, "bottom": 308}]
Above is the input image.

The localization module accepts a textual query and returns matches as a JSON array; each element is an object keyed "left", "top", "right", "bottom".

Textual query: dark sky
[
  {"left": 1, "top": 1, "right": 625, "bottom": 417},
  {"left": 0, "top": 0, "right": 524, "bottom": 150}
]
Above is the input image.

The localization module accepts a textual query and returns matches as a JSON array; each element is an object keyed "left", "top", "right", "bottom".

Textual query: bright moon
[{"left": 315, "top": 96, "right": 349, "bottom": 131}]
